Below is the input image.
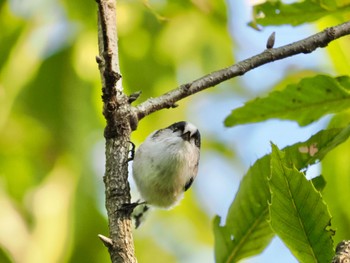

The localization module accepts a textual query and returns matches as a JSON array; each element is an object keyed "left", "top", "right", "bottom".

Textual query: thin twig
[{"left": 133, "top": 21, "right": 350, "bottom": 122}]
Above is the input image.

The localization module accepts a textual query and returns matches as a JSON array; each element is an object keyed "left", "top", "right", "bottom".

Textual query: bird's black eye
[{"left": 192, "top": 130, "right": 201, "bottom": 148}]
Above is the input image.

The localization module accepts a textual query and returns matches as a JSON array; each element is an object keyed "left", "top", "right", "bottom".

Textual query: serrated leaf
[
  {"left": 284, "top": 125, "right": 350, "bottom": 167},
  {"left": 214, "top": 125, "right": 350, "bottom": 262},
  {"left": 251, "top": 0, "right": 348, "bottom": 27},
  {"left": 214, "top": 155, "right": 273, "bottom": 263},
  {"left": 311, "top": 175, "right": 327, "bottom": 191},
  {"left": 269, "top": 144, "right": 334, "bottom": 262},
  {"left": 225, "top": 75, "right": 350, "bottom": 127}
]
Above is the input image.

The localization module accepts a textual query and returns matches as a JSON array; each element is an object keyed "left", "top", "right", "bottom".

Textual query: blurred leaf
[
  {"left": 251, "top": 0, "right": 350, "bottom": 27},
  {"left": 118, "top": 0, "right": 232, "bottom": 101},
  {"left": 321, "top": 111, "right": 350, "bottom": 243},
  {"left": 69, "top": 181, "right": 110, "bottom": 263},
  {"left": 214, "top": 125, "right": 350, "bottom": 262},
  {"left": 0, "top": 0, "right": 6, "bottom": 10},
  {"left": 0, "top": 246, "right": 13, "bottom": 263},
  {"left": 319, "top": 16, "right": 350, "bottom": 75},
  {"left": 0, "top": 4, "right": 25, "bottom": 68},
  {"left": 134, "top": 190, "right": 213, "bottom": 262},
  {"left": 319, "top": 0, "right": 340, "bottom": 10},
  {"left": 135, "top": 237, "right": 177, "bottom": 263},
  {"left": 0, "top": 44, "right": 100, "bottom": 201},
  {"left": 25, "top": 162, "right": 76, "bottom": 263},
  {"left": 269, "top": 144, "right": 334, "bottom": 263},
  {"left": 20, "top": 46, "right": 100, "bottom": 151},
  {"left": 146, "top": 0, "right": 228, "bottom": 23},
  {"left": 225, "top": 75, "right": 350, "bottom": 127},
  {"left": 322, "top": 140, "right": 350, "bottom": 243},
  {"left": 61, "top": 0, "right": 96, "bottom": 28},
  {"left": 0, "top": 115, "right": 53, "bottom": 200},
  {"left": 203, "top": 138, "right": 235, "bottom": 159}
]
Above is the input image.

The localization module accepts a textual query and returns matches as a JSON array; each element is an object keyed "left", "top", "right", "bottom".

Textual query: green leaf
[
  {"left": 214, "top": 125, "right": 350, "bottom": 262},
  {"left": 321, "top": 111, "right": 350, "bottom": 242},
  {"left": 318, "top": 0, "right": 339, "bottom": 10},
  {"left": 225, "top": 75, "right": 350, "bottom": 127},
  {"left": 214, "top": 155, "right": 273, "bottom": 263},
  {"left": 0, "top": 246, "right": 13, "bottom": 263},
  {"left": 251, "top": 0, "right": 350, "bottom": 27},
  {"left": 311, "top": 175, "right": 327, "bottom": 191},
  {"left": 284, "top": 124, "right": 350, "bottom": 167},
  {"left": 269, "top": 144, "right": 334, "bottom": 262}
]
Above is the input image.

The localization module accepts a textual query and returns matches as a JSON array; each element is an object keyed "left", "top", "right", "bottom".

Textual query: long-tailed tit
[{"left": 132, "top": 121, "right": 201, "bottom": 211}]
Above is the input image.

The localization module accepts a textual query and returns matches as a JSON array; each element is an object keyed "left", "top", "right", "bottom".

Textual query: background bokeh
[{"left": 1, "top": 0, "right": 350, "bottom": 262}]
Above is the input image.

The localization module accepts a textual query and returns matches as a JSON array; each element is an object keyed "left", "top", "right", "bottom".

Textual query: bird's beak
[{"left": 181, "top": 132, "right": 191, "bottom": 141}]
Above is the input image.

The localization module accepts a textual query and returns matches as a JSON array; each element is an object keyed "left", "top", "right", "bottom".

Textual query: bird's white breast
[{"left": 132, "top": 131, "right": 199, "bottom": 208}]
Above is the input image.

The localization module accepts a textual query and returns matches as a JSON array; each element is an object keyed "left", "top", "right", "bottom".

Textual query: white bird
[{"left": 132, "top": 121, "right": 201, "bottom": 209}]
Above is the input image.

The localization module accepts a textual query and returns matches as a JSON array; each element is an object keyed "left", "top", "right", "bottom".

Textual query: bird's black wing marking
[
  {"left": 184, "top": 177, "right": 194, "bottom": 191},
  {"left": 127, "top": 141, "right": 136, "bottom": 162},
  {"left": 168, "top": 121, "right": 186, "bottom": 133}
]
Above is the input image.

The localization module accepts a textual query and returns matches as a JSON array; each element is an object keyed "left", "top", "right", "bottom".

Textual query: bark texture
[
  {"left": 332, "top": 240, "right": 350, "bottom": 263},
  {"left": 96, "top": 0, "right": 136, "bottom": 262}
]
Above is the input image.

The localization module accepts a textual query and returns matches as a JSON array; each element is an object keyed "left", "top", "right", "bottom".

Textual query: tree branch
[
  {"left": 332, "top": 240, "right": 350, "bottom": 263},
  {"left": 96, "top": 0, "right": 136, "bottom": 263},
  {"left": 133, "top": 21, "right": 350, "bottom": 123}
]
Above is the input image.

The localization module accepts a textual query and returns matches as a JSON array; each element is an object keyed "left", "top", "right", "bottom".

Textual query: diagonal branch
[{"left": 133, "top": 21, "right": 350, "bottom": 122}]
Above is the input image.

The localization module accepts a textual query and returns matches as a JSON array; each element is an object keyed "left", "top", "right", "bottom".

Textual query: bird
[{"left": 132, "top": 121, "right": 201, "bottom": 209}]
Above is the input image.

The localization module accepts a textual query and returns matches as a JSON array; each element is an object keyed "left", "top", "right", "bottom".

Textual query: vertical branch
[
  {"left": 96, "top": 0, "right": 136, "bottom": 262},
  {"left": 332, "top": 240, "right": 350, "bottom": 263}
]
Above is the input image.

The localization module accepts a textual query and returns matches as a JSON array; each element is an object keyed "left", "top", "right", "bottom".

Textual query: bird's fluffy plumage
[{"left": 132, "top": 121, "right": 201, "bottom": 208}]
